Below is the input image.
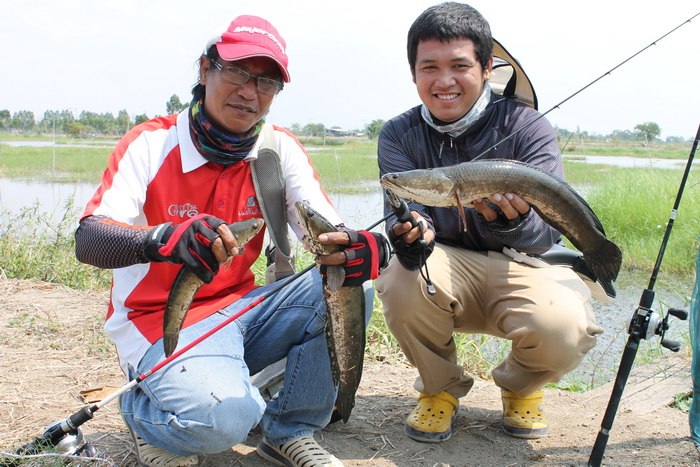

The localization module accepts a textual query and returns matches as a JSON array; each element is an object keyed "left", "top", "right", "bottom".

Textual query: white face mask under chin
[{"left": 421, "top": 81, "right": 491, "bottom": 138}]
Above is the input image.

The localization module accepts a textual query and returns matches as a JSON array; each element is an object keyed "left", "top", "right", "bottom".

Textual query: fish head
[
  {"left": 380, "top": 169, "right": 455, "bottom": 207},
  {"left": 295, "top": 200, "right": 340, "bottom": 255},
  {"left": 228, "top": 218, "right": 265, "bottom": 245}
]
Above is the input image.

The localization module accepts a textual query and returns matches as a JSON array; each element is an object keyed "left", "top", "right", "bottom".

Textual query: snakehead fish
[
  {"left": 295, "top": 200, "right": 366, "bottom": 423},
  {"left": 380, "top": 159, "right": 622, "bottom": 288},
  {"left": 163, "top": 218, "right": 265, "bottom": 357}
]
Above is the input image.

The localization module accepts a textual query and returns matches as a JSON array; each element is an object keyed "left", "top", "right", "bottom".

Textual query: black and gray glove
[
  {"left": 142, "top": 213, "right": 226, "bottom": 283},
  {"left": 320, "top": 230, "right": 390, "bottom": 286},
  {"left": 387, "top": 225, "right": 435, "bottom": 271}
]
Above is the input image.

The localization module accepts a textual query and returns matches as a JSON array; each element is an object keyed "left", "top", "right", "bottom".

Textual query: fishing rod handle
[
  {"left": 385, "top": 189, "right": 418, "bottom": 228},
  {"left": 588, "top": 335, "right": 640, "bottom": 466},
  {"left": 42, "top": 406, "right": 94, "bottom": 445}
]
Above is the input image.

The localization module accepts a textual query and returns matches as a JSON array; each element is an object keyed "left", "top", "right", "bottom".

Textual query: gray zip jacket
[{"left": 378, "top": 92, "right": 563, "bottom": 255}]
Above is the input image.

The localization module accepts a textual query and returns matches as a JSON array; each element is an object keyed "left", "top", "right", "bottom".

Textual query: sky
[{"left": 1, "top": 0, "right": 699, "bottom": 139}]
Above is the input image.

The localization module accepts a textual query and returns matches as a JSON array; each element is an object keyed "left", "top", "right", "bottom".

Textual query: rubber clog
[
  {"left": 404, "top": 391, "right": 458, "bottom": 442},
  {"left": 501, "top": 389, "right": 549, "bottom": 439}
]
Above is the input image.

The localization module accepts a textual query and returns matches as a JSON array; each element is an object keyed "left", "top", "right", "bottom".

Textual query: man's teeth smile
[{"left": 436, "top": 93, "right": 459, "bottom": 101}]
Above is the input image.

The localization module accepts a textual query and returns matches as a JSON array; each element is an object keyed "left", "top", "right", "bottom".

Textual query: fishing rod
[
  {"left": 587, "top": 123, "right": 699, "bottom": 466},
  {"left": 3, "top": 212, "right": 394, "bottom": 464},
  {"left": 473, "top": 10, "right": 699, "bottom": 161}
]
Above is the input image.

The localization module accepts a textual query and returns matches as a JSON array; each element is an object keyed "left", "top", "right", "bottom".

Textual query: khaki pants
[{"left": 375, "top": 243, "right": 602, "bottom": 399}]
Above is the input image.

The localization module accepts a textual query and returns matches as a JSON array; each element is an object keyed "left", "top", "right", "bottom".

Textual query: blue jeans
[{"left": 119, "top": 270, "right": 362, "bottom": 456}]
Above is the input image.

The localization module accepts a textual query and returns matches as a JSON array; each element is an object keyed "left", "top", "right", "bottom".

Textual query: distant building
[{"left": 327, "top": 128, "right": 356, "bottom": 137}]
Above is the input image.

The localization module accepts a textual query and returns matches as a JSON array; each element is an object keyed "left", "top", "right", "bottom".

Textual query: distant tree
[
  {"left": 302, "top": 123, "right": 326, "bottom": 137},
  {"left": 134, "top": 114, "right": 150, "bottom": 125},
  {"left": 166, "top": 95, "right": 188, "bottom": 114},
  {"left": 67, "top": 121, "right": 86, "bottom": 137},
  {"left": 117, "top": 109, "right": 131, "bottom": 135},
  {"left": 10, "top": 110, "right": 36, "bottom": 132},
  {"left": 0, "top": 109, "right": 12, "bottom": 130},
  {"left": 289, "top": 123, "right": 302, "bottom": 134},
  {"left": 611, "top": 129, "right": 635, "bottom": 141},
  {"left": 365, "top": 119, "right": 385, "bottom": 140},
  {"left": 634, "top": 122, "right": 661, "bottom": 142},
  {"left": 665, "top": 135, "right": 686, "bottom": 143}
]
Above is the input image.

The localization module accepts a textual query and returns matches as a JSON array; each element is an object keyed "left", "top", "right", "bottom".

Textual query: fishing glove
[
  {"left": 320, "top": 230, "right": 390, "bottom": 287},
  {"left": 142, "top": 213, "right": 226, "bottom": 284},
  {"left": 388, "top": 226, "right": 435, "bottom": 271}
]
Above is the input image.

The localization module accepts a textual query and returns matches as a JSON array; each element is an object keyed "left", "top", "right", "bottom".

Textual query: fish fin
[
  {"left": 326, "top": 265, "right": 345, "bottom": 291},
  {"left": 585, "top": 239, "right": 623, "bottom": 286},
  {"left": 455, "top": 191, "right": 468, "bottom": 232}
]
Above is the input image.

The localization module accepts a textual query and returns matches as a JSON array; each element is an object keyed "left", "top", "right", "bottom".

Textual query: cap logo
[{"left": 233, "top": 26, "right": 286, "bottom": 56}]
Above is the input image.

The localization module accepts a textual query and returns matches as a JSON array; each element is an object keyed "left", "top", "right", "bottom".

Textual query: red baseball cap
[{"left": 205, "top": 15, "right": 290, "bottom": 83}]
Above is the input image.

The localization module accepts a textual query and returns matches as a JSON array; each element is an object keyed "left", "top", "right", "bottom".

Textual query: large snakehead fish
[
  {"left": 380, "top": 159, "right": 622, "bottom": 288},
  {"left": 295, "top": 200, "right": 366, "bottom": 423},
  {"left": 162, "top": 218, "right": 265, "bottom": 357}
]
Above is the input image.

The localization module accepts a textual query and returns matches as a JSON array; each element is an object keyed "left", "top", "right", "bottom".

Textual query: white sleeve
[{"left": 90, "top": 127, "right": 176, "bottom": 226}]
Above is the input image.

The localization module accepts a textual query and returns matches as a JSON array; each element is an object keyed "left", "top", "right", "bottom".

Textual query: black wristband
[{"left": 142, "top": 222, "right": 173, "bottom": 262}]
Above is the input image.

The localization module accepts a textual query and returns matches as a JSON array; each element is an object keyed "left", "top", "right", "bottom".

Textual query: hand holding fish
[
  {"left": 472, "top": 192, "right": 530, "bottom": 223},
  {"left": 316, "top": 230, "right": 390, "bottom": 287},
  {"left": 314, "top": 231, "right": 355, "bottom": 266},
  {"left": 143, "top": 214, "right": 244, "bottom": 284},
  {"left": 390, "top": 211, "right": 434, "bottom": 246}
]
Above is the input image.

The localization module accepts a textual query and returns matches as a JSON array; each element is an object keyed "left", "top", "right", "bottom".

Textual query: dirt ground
[{"left": 1, "top": 278, "right": 698, "bottom": 467}]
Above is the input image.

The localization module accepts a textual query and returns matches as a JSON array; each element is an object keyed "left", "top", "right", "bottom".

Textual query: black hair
[
  {"left": 191, "top": 45, "right": 220, "bottom": 100},
  {"left": 407, "top": 2, "right": 492, "bottom": 75}
]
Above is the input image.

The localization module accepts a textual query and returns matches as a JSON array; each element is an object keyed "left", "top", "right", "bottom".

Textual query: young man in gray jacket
[{"left": 376, "top": 1, "right": 601, "bottom": 443}]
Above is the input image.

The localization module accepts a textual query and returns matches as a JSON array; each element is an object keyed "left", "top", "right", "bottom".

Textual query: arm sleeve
[{"left": 75, "top": 215, "right": 150, "bottom": 268}]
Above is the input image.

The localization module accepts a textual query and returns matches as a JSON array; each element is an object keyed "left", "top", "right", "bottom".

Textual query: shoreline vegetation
[{"left": 1, "top": 134, "right": 698, "bottom": 392}]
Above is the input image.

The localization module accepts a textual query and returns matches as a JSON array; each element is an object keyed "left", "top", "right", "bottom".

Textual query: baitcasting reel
[{"left": 627, "top": 289, "right": 688, "bottom": 351}]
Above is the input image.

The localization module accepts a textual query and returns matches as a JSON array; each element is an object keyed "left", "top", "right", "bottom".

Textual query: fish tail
[
  {"left": 586, "top": 239, "right": 623, "bottom": 285},
  {"left": 335, "top": 385, "right": 355, "bottom": 423},
  {"left": 163, "top": 334, "right": 177, "bottom": 358}
]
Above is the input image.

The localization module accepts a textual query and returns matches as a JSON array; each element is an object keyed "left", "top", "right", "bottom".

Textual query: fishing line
[{"left": 473, "top": 11, "right": 700, "bottom": 161}]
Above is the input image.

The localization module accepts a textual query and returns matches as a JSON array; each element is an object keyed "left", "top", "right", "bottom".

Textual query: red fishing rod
[
  {"left": 2, "top": 213, "right": 393, "bottom": 464},
  {"left": 588, "top": 123, "right": 699, "bottom": 466}
]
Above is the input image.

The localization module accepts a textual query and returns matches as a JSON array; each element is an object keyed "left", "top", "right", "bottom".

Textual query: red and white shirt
[{"left": 82, "top": 110, "right": 340, "bottom": 372}]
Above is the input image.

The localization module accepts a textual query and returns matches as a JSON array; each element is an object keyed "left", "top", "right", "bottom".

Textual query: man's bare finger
[
  {"left": 317, "top": 231, "right": 352, "bottom": 245},
  {"left": 315, "top": 250, "right": 347, "bottom": 266},
  {"left": 216, "top": 223, "right": 240, "bottom": 257},
  {"left": 505, "top": 193, "right": 531, "bottom": 215}
]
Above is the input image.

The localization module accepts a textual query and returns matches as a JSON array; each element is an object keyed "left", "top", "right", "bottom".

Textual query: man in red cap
[{"left": 75, "top": 14, "right": 387, "bottom": 467}]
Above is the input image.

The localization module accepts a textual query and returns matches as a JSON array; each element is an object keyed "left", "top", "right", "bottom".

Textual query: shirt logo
[
  {"left": 167, "top": 203, "right": 199, "bottom": 218},
  {"left": 239, "top": 196, "right": 262, "bottom": 216}
]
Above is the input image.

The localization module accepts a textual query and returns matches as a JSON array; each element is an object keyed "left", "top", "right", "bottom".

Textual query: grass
[
  {"left": 0, "top": 144, "right": 112, "bottom": 182},
  {"left": 0, "top": 198, "right": 112, "bottom": 291},
  {"left": 1, "top": 136, "right": 698, "bottom": 393},
  {"left": 564, "top": 161, "right": 700, "bottom": 274},
  {"left": 561, "top": 140, "right": 691, "bottom": 159}
]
